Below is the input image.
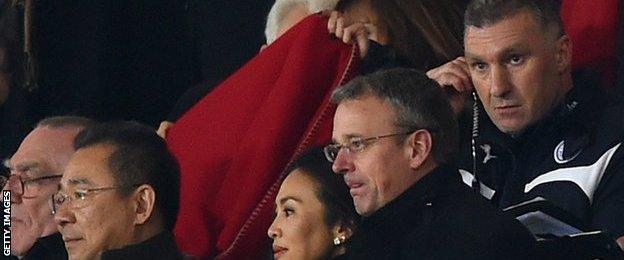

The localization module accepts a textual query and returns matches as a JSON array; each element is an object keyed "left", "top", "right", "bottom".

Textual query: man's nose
[
  {"left": 332, "top": 149, "right": 354, "bottom": 174},
  {"left": 53, "top": 202, "right": 76, "bottom": 227},
  {"left": 489, "top": 65, "right": 512, "bottom": 98}
]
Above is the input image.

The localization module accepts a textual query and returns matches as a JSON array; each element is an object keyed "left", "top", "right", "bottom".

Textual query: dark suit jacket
[
  {"left": 8, "top": 232, "right": 67, "bottom": 260},
  {"left": 101, "top": 231, "right": 183, "bottom": 260},
  {"left": 347, "top": 165, "right": 536, "bottom": 259}
]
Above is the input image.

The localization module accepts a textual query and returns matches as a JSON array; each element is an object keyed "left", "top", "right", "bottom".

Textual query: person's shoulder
[
  {"left": 435, "top": 184, "right": 534, "bottom": 241},
  {"left": 402, "top": 184, "right": 536, "bottom": 259}
]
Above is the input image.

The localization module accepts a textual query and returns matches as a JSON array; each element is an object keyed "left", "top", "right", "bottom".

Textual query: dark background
[{"left": 0, "top": 0, "right": 275, "bottom": 159}]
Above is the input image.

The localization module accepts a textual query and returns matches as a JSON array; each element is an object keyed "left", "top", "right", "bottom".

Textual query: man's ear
[
  {"left": 133, "top": 184, "right": 156, "bottom": 225},
  {"left": 407, "top": 130, "right": 432, "bottom": 169},
  {"left": 555, "top": 35, "right": 572, "bottom": 74}
]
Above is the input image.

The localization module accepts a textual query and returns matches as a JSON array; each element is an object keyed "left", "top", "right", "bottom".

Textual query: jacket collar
[
  {"left": 360, "top": 165, "right": 459, "bottom": 228},
  {"left": 21, "top": 232, "right": 67, "bottom": 260},
  {"left": 100, "top": 231, "right": 182, "bottom": 260}
]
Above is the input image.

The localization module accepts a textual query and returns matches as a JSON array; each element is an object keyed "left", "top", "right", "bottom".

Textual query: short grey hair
[
  {"left": 265, "top": 0, "right": 338, "bottom": 44},
  {"left": 36, "top": 116, "right": 94, "bottom": 130},
  {"left": 465, "top": 0, "right": 564, "bottom": 39},
  {"left": 331, "top": 68, "right": 458, "bottom": 164}
]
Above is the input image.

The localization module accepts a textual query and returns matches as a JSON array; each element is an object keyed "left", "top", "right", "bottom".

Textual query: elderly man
[
  {"left": 2, "top": 116, "right": 92, "bottom": 259},
  {"left": 427, "top": 0, "right": 624, "bottom": 255},
  {"left": 53, "top": 121, "right": 181, "bottom": 259},
  {"left": 326, "top": 68, "right": 535, "bottom": 259}
]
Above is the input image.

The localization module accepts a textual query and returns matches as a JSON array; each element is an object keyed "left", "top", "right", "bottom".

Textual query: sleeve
[{"left": 590, "top": 143, "right": 624, "bottom": 238}]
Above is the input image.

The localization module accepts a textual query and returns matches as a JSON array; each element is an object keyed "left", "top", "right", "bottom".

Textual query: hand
[
  {"left": 426, "top": 57, "right": 473, "bottom": 115},
  {"left": 326, "top": 11, "right": 381, "bottom": 58},
  {"left": 156, "top": 121, "right": 174, "bottom": 139}
]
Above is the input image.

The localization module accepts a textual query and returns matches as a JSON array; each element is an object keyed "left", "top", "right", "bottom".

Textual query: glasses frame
[
  {"left": 51, "top": 184, "right": 142, "bottom": 215},
  {"left": 323, "top": 131, "right": 416, "bottom": 162},
  {"left": 1, "top": 174, "right": 63, "bottom": 197}
]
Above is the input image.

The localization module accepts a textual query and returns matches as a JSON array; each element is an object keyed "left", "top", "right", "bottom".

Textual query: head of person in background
[
  {"left": 264, "top": 0, "right": 339, "bottom": 46},
  {"left": 2, "top": 116, "right": 93, "bottom": 258},
  {"left": 53, "top": 121, "right": 182, "bottom": 260},
  {"left": 268, "top": 148, "right": 359, "bottom": 260},
  {"left": 329, "top": 0, "right": 464, "bottom": 69}
]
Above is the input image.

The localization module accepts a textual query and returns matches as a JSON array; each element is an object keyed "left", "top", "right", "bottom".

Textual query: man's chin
[{"left": 10, "top": 239, "right": 36, "bottom": 257}]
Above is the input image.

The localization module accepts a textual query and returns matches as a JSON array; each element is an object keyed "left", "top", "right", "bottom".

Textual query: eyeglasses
[
  {"left": 0, "top": 173, "right": 63, "bottom": 198},
  {"left": 51, "top": 186, "right": 121, "bottom": 215},
  {"left": 323, "top": 131, "right": 414, "bottom": 162}
]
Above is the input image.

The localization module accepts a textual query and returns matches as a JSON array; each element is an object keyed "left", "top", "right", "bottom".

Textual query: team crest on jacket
[{"left": 554, "top": 140, "right": 581, "bottom": 164}]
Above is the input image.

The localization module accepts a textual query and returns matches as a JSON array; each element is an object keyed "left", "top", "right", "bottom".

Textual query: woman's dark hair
[
  {"left": 337, "top": 0, "right": 464, "bottom": 70},
  {"left": 286, "top": 148, "right": 360, "bottom": 229}
]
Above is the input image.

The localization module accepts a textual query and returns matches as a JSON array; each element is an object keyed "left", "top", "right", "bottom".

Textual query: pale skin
[
  {"left": 331, "top": 95, "right": 436, "bottom": 216},
  {"left": 268, "top": 170, "right": 352, "bottom": 260},
  {"left": 54, "top": 144, "right": 163, "bottom": 260},
  {"left": 426, "top": 10, "right": 624, "bottom": 246},
  {"left": 325, "top": 0, "right": 388, "bottom": 59},
  {"left": 4, "top": 126, "right": 81, "bottom": 257}
]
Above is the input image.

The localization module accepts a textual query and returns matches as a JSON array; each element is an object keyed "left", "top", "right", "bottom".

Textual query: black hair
[
  {"left": 286, "top": 148, "right": 359, "bottom": 229},
  {"left": 74, "top": 121, "right": 180, "bottom": 231}
]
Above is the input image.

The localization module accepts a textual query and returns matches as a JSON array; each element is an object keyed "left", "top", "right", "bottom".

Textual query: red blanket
[{"left": 167, "top": 14, "right": 359, "bottom": 259}]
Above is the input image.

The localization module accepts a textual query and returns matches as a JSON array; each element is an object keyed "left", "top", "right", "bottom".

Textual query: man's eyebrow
[
  {"left": 68, "top": 178, "right": 93, "bottom": 186},
  {"left": 466, "top": 43, "right": 529, "bottom": 62},
  {"left": 333, "top": 134, "right": 363, "bottom": 143},
  {"left": 464, "top": 52, "right": 482, "bottom": 62},
  {"left": 11, "top": 161, "right": 43, "bottom": 174}
]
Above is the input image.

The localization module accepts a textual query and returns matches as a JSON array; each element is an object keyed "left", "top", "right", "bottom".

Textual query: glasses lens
[
  {"left": 323, "top": 145, "right": 338, "bottom": 162},
  {"left": 7, "top": 175, "right": 23, "bottom": 195},
  {"left": 52, "top": 193, "right": 65, "bottom": 211}
]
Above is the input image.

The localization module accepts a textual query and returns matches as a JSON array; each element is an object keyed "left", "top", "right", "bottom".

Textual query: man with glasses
[
  {"left": 2, "top": 116, "right": 92, "bottom": 259},
  {"left": 326, "top": 68, "right": 535, "bottom": 259},
  {"left": 53, "top": 121, "right": 183, "bottom": 259}
]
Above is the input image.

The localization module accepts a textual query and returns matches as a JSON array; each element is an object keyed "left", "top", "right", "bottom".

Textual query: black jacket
[
  {"left": 347, "top": 165, "right": 536, "bottom": 259},
  {"left": 101, "top": 231, "right": 183, "bottom": 260},
  {"left": 8, "top": 232, "right": 67, "bottom": 260},
  {"left": 459, "top": 72, "right": 624, "bottom": 239}
]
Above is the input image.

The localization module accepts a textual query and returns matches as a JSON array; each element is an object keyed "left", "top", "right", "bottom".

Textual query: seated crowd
[{"left": 1, "top": 0, "right": 623, "bottom": 259}]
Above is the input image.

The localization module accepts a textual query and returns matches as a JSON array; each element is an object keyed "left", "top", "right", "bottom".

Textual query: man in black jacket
[
  {"left": 324, "top": 68, "right": 535, "bottom": 259},
  {"left": 427, "top": 0, "right": 624, "bottom": 256},
  {"left": 53, "top": 121, "right": 183, "bottom": 260}
]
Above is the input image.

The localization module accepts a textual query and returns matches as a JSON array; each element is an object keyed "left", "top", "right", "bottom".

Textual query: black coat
[
  {"left": 347, "top": 165, "right": 536, "bottom": 259},
  {"left": 7, "top": 232, "right": 68, "bottom": 260},
  {"left": 101, "top": 231, "right": 183, "bottom": 260}
]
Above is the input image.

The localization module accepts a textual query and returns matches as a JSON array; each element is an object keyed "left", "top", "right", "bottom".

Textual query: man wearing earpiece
[{"left": 427, "top": 0, "right": 624, "bottom": 254}]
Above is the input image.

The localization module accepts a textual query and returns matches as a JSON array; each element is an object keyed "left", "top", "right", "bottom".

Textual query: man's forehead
[
  {"left": 333, "top": 96, "right": 397, "bottom": 139},
  {"left": 464, "top": 11, "right": 544, "bottom": 50},
  {"left": 10, "top": 127, "right": 79, "bottom": 170},
  {"left": 62, "top": 145, "right": 114, "bottom": 187}
]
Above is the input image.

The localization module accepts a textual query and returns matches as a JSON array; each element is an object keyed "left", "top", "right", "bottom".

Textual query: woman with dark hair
[
  {"left": 268, "top": 148, "right": 359, "bottom": 260},
  {"left": 328, "top": 0, "right": 465, "bottom": 70}
]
